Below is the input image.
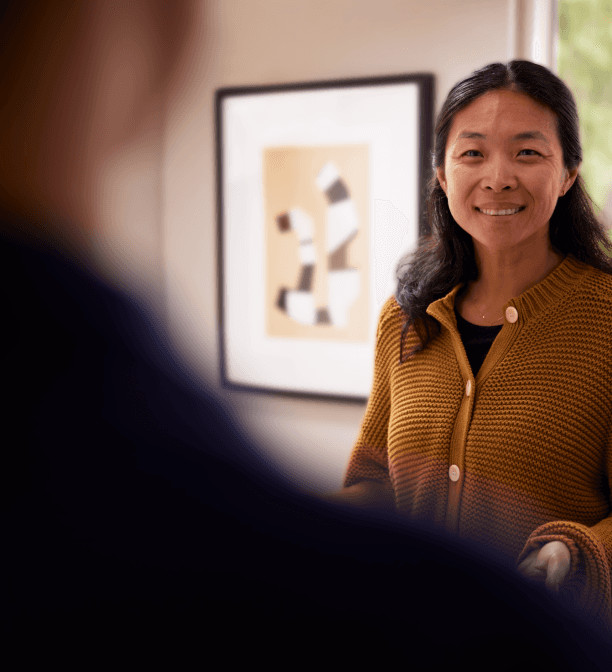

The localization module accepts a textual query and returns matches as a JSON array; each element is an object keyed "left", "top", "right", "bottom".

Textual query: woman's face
[{"left": 436, "top": 89, "right": 579, "bottom": 254}]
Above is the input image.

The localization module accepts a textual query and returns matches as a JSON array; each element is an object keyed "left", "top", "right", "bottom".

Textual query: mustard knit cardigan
[{"left": 345, "top": 256, "right": 612, "bottom": 631}]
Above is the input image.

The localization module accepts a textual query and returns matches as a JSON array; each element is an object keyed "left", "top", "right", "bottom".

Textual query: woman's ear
[
  {"left": 436, "top": 167, "right": 447, "bottom": 194},
  {"left": 562, "top": 165, "right": 580, "bottom": 196}
]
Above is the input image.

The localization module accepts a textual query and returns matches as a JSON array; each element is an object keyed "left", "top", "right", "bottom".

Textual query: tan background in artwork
[{"left": 264, "top": 144, "right": 369, "bottom": 342}]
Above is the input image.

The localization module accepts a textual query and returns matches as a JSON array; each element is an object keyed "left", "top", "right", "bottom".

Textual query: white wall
[{"left": 161, "top": 0, "right": 554, "bottom": 495}]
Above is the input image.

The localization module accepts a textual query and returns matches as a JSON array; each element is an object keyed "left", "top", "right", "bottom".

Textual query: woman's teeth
[{"left": 478, "top": 207, "right": 523, "bottom": 216}]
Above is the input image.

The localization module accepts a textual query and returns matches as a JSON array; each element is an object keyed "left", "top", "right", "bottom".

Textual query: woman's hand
[{"left": 516, "top": 540, "right": 571, "bottom": 591}]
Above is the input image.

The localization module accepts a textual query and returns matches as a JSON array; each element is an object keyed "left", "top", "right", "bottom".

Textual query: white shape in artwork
[
  {"left": 275, "top": 160, "right": 361, "bottom": 329},
  {"left": 315, "top": 161, "right": 340, "bottom": 191},
  {"left": 287, "top": 207, "right": 314, "bottom": 241},
  {"left": 326, "top": 200, "right": 359, "bottom": 254},
  {"left": 327, "top": 269, "right": 361, "bottom": 328},
  {"left": 285, "top": 290, "right": 317, "bottom": 325}
]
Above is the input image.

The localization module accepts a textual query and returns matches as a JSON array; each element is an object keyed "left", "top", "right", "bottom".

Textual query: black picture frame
[{"left": 216, "top": 73, "right": 434, "bottom": 401}]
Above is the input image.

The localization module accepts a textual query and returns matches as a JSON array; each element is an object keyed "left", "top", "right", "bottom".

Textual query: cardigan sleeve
[
  {"left": 516, "top": 435, "right": 612, "bottom": 635},
  {"left": 516, "top": 521, "right": 612, "bottom": 635},
  {"left": 343, "top": 297, "right": 400, "bottom": 489}
]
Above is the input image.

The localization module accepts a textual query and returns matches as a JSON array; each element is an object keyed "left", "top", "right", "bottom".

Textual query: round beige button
[
  {"left": 505, "top": 306, "right": 519, "bottom": 323},
  {"left": 465, "top": 380, "right": 472, "bottom": 397},
  {"left": 449, "top": 465, "right": 460, "bottom": 482}
]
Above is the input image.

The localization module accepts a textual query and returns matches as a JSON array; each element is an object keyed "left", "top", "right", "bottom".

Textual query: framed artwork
[{"left": 216, "top": 73, "right": 434, "bottom": 401}]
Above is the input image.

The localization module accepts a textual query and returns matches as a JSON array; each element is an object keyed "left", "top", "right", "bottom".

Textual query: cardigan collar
[{"left": 426, "top": 254, "right": 593, "bottom": 332}]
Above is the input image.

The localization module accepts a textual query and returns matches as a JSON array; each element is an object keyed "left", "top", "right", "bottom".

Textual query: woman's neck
[{"left": 457, "top": 239, "right": 565, "bottom": 325}]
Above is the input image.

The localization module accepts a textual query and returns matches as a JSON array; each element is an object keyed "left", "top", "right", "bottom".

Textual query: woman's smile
[{"left": 476, "top": 206, "right": 527, "bottom": 216}]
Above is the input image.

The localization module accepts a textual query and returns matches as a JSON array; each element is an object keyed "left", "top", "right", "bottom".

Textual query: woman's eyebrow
[
  {"left": 456, "top": 130, "right": 551, "bottom": 145},
  {"left": 511, "top": 131, "right": 551, "bottom": 145}
]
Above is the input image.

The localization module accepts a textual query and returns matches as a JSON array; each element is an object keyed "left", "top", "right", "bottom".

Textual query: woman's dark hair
[{"left": 395, "top": 60, "right": 612, "bottom": 361}]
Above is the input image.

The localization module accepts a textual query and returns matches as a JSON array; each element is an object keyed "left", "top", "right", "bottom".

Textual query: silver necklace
[{"left": 482, "top": 313, "right": 504, "bottom": 325}]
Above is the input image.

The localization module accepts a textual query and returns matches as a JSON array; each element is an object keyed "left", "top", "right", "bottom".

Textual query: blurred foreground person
[{"left": 1, "top": 2, "right": 611, "bottom": 669}]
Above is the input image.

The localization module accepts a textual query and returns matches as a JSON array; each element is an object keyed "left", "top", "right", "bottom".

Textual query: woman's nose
[{"left": 482, "top": 157, "right": 518, "bottom": 191}]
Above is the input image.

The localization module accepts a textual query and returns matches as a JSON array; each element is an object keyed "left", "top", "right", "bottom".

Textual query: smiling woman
[
  {"left": 437, "top": 88, "right": 578, "bottom": 325},
  {"left": 328, "top": 60, "right": 612, "bottom": 638}
]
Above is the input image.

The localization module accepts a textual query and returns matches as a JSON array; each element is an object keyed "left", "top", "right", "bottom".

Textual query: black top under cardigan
[{"left": 455, "top": 308, "right": 503, "bottom": 376}]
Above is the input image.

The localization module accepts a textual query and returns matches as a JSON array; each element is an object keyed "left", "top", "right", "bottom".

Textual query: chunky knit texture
[{"left": 345, "top": 255, "right": 612, "bottom": 631}]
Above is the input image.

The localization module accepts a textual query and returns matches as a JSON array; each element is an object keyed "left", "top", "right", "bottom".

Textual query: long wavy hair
[{"left": 395, "top": 60, "right": 612, "bottom": 362}]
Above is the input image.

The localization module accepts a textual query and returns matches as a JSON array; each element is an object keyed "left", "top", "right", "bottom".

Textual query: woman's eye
[{"left": 461, "top": 149, "right": 541, "bottom": 158}]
